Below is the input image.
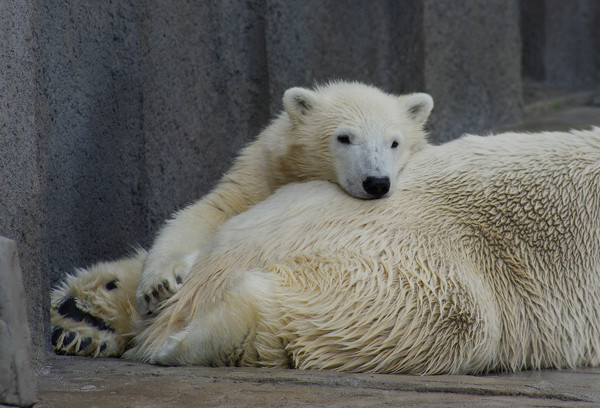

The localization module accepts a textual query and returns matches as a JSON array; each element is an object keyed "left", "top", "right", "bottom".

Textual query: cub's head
[{"left": 282, "top": 81, "right": 433, "bottom": 199}]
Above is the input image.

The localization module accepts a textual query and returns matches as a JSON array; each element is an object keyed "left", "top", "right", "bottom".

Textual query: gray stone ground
[
  {"left": 29, "top": 95, "right": 600, "bottom": 408},
  {"left": 33, "top": 357, "right": 600, "bottom": 408}
]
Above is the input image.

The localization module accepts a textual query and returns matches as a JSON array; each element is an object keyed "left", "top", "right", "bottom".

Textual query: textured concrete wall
[
  {"left": 0, "top": 238, "right": 36, "bottom": 407},
  {"left": 521, "top": 0, "right": 600, "bottom": 86},
  {"left": 0, "top": 0, "right": 48, "bottom": 370},
  {"left": 521, "top": 0, "right": 546, "bottom": 82},
  {"left": 424, "top": 0, "right": 522, "bottom": 142},
  {"left": 38, "top": 0, "right": 147, "bottom": 280},
  {"left": 264, "top": 0, "right": 426, "bottom": 113},
  {"left": 544, "top": 0, "right": 599, "bottom": 86},
  {"left": 140, "top": 0, "right": 271, "bottom": 231},
  {"left": 1, "top": 0, "right": 598, "bottom": 371}
]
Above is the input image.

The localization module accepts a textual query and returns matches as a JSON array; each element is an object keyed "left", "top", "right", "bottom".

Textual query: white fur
[
  {"left": 150, "top": 270, "right": 276, "bottom": 366},
  {"left": 122, "top": 127, "right": 600, "bottom": 374},
  {"left": 52, "top": 127, "right": 600, "bottom": 373},
  {"left": 136, "top": 81, "right": 432, "bottom": 315}
]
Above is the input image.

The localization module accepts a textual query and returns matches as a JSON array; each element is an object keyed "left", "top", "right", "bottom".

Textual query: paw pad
[
  {"left": 51, "top": 295, "right": 121, "bottom": 357},
  {"left": 63, "top": 331, "right": 76, "bottom": 347},
  {"left": 51, "top": 327, "right": 63, "bottom": 346},
  {"left": 105, "top": 280, "right": 119, "bottom": 291},
  {"left": 78, "top": 337, "right": 92, "bottom": 353}
]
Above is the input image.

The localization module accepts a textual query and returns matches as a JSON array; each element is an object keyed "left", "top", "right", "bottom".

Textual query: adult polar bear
[
  {"left": 136, "top": 81, "right": 433, "bottom": 315},
  {"left": 122, "top": 127, "right": 600, "bottom": 374}
]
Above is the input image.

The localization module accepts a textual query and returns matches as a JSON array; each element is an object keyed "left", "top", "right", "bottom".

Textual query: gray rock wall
[
  {"left": 1, "top": 0, "right": 48, "bottom": 371},
  {"left": 423, "top": 0, "right": 522, "bottom": 142},
  {"left": 0, "top": 0, "right": 598, "bottom": 372},
  {"left": 140, "top": 1, "right": 272, "bottom": 230},
  {"left": 521, "top": 0, "right": 600, "bottom": 86},
  {"left": 37, "top": 0, "right": 146, "bottom": 285},
  {"left": 0, "top": 238, "right": 36, "bottom": 407},
  {"left": 521, "top": 0, "right": 546, "bottom": 82},
  {"left": 264, "top": 0, "right": 426, "bottom": 106},
  {"left": 544, "top": 0, "right": 599, "bottom": 86}
]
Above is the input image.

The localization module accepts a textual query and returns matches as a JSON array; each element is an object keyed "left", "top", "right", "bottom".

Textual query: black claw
[
  {"left": 152, "top": 290, "right": 159, "bottom": 300},
  {"left": 78, "top": 337, "right": 92, "bottom": 352},
  {"left": 175, "top": 275, "right": 183, "bottom": 285},
  {"left": 63, "top": 331, "right": 76, "bottom": 346},
  {"left": 100, "top": 343, "right": 107, "bottom": 353},
  {"left": 144, "top": 294, "right": 151, "bottom": 304},
  {"left": 157, "top": 284, "right": 164, "bottom": 293},
  {"left": 163, "top": 280, "right": 171, "bottom": 291},
  {"left": 51, "top": 327, "right": 63, "bottom": 346}
]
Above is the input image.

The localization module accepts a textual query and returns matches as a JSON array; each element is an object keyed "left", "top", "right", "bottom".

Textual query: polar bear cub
[
  {"left": 51, "top": 81, "right": 434, "bottom": 357},
  {"left": 136, "top": 81, "right": 433, "bottom": 315}
]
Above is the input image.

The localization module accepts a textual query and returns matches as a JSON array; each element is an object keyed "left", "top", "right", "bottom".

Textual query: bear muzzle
[{"left": 362, "top": 176, "right": 390, "bottom": 198}]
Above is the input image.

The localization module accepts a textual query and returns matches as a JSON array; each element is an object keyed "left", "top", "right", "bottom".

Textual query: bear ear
[
  {"left": 283, "top": 87, "right": 318, "bottom": 124},
  {"left": 402, "top": 93, "right": 434, "bottom": 126}
]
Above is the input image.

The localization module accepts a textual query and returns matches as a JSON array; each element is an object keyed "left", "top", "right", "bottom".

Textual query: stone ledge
[
  {"left": 0, "top": 237, "right": 36, "bottom": 407},
  {"left": 523, "top": 84, "right": 600, "bottom": 117}
]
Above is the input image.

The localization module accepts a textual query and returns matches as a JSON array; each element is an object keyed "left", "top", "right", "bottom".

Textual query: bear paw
[
  {"left": 51, "top": 297, "right": 127, "bottom": 357},
  {"left": 136, "top": 251, "right": 200, "bottom": 316},
  {"left": 50, "top": 252, "right": 143, "bottom": 357},
  {"left": 51, "top": 323, "right": 124, "bottom": 358}
]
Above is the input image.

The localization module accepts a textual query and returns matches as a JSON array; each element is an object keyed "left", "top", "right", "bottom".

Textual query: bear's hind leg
[{"left": 272, "top": 250, "right": 502, "bottom": 374}]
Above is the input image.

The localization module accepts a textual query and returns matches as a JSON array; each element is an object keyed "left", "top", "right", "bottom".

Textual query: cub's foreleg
[{"left": 136, "top": 140, "right": 275, "bottom": 315}]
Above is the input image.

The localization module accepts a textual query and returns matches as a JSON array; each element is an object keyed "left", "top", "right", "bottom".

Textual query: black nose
[{"left": 362, "top": 176, "right": 390, "bottom": 198}]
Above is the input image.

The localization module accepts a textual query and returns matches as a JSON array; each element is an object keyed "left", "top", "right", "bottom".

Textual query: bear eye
[
  {"left": 337, "top": 135, "right": 351, "bottom": 145},
  {"left": 391, "top": 141, "right": 399, "bottom": 149},
  {"left": 105, "top": 280, "right": 118, "bottom": 291}
]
